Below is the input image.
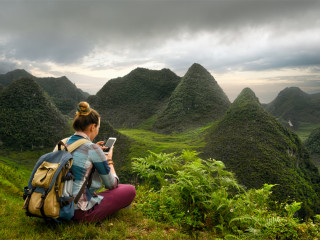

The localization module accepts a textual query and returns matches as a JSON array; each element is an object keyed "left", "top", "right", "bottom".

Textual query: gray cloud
[
  {"left": 1, "top": 0, "right": 320, "bottom": 102},
  {"left": 0, "top": 60, "right": 19, "bottom": 74},
  {"left": 1, "top": 0, "right": 320, "bottom": 65}
]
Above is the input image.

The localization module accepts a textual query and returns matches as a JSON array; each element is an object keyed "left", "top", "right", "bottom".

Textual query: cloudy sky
[{"left": 1, "top": 0, "right": 320, "bottom": 103}]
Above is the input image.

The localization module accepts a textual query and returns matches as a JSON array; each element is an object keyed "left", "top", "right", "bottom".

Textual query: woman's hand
[
  {"left": 96, "top": 141, "right": 107, "bottom": 151},
  {"left": 104, "top": 146, "right": 114, "bottom": 160},
  {"left": 96, "top": 141, "right": 113, "bottom": 159}
]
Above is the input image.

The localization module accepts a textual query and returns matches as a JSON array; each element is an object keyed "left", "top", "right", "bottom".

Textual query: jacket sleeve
[{"left": 88, "top": 144, "right": 119, "bottom": 189}]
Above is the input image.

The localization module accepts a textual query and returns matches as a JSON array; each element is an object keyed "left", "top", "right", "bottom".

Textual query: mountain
[
  {"left": 0, "top": 84, "right": 4, "bottom": 93},
  {"left": 95, "top": 120, "right": 133, "bottom": 182},
  {"left": 305, "top": 127, "right": 320, "bottom": 154},
  {"left": 0, "top": 78, "right": 69, "bottom": 149},
  {"left": 264, "top": 87, "right": 320, "bottom": 130},
  {"left": 0, "top": 69, "right": 34, "bottom": 85},
  {"left": 153, "top": 63, "right": 230, "bottom": 133},
  {"left": 0, "top": 69, "right": 89, "bottom": 115},
  {"left": 203, "top": 88, "right": 320, "bottom": 216},
  {"left": 88, "top": 67, "right": 181, "bottom": 128},
  {"left": 36, "top": 76, "right": 89, "bottom": 114},
  {"left": 305, "top": 127, "right": 320, "bottom": 169}
]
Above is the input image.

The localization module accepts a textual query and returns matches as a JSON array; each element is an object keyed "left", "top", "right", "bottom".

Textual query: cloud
[
  {"left": 0, "top": 0, "right": 320, "bottom": 102},
  {"left": 1, "top": 0, "right": 320, "bottom": 66}
]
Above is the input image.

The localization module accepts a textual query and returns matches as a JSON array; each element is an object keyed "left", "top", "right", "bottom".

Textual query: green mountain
[
  {"left": 0, "top": 69, "right": 89, "bottom": 115},
  {"left": 203, "top": 88, "right": 320, "bottom": 216},
  {"left": 305, "top": 127, "right": 320, "bottom": 154},
  {"left": 0, "top": 78, "right": 69, "bottom": 150},
  {"left": 88, "top": 67, "right": 181, "bottom": 128},
  {"left": 264, "top": 87, "right": 320, "bottom": 130},
  {"left": 36, "top": 76, "right": 89, "bottom": 114},
  {"left": 0, "top": 84, "right": 4, "bottom": 93},
  {"left": 0, "top": 69, "right": 34, "bottom": 85},
  {"left": 305, "top": 127, "right": 320, "bottom": 170},
  {"left": 153, "top": 63, "right": 230, "bottom": 133},
  {"left": 95, "top": 119, "right": 132, "bottom": 181}
]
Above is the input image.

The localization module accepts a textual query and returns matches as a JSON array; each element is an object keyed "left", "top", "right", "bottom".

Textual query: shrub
[{"left": 133, "top": 151, "right": 320, "bottom": 238}]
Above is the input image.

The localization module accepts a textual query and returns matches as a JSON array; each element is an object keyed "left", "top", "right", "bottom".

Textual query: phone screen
[{"left": 103, "top": 137, "right": 116, "bottom": 152}]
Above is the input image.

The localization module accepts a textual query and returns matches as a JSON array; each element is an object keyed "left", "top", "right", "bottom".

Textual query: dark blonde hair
[{"left": 72, "top": 102, "right": 100, "bottom": 131}]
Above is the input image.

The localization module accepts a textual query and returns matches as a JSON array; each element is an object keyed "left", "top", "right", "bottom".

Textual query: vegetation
[
  {"left": 204, "top": 88, "right": 320, "bottom": 218},
  {"left": 96, "top": 120, "right": 133, "bottom": 182},
  {"left": 88, "top": 67, "right": 180, "bottom": 128},
  {"left": 0, "top": 69, "right": 89, "bottom": 115},
  {"left": 3, "top": 148, "right": 320, "bottom": 239},
  {"left": 1, "top": 65, "right": 320, "bottom": 239},
  {"left": 0, "top": 152, "right": 213, "bottom": 240},
  {"left": 264, "top": 87, "right": 320, "bottom": 133},
  {"left": 153, "top": 63, "right": 230, "bottom": 133},
  {"left": 133, "top": 151, "right": 320, "bottom": 239},
  {"left": 305, "top": 127, "right": 320, "bottom": 154},
  {"left": 305, "top": 127, "right": 320, "bottom": 170},
  {"left": 36, "top": 76, "right": 89, "bottom": 115},
  {"left": 295, "top": 122, "right": 320, "bottom": 142},
  {"left": 0, "top": 78, "right": 70, "bottom": 150},
  {"left": 0, "top": 84, "right": 4, "bottom": 93},
  {"left": 119, "top": 122, "right": 212, "bottom": 159}
]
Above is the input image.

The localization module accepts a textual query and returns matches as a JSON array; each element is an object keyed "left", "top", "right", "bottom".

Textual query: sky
[{"left": 1, "top": 0, "right": 320, "bottom": 103}]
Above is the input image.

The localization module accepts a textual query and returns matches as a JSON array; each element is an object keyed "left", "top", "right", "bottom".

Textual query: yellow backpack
[{"left": 23, "top": 138, "right": 91, "bottom": 221}]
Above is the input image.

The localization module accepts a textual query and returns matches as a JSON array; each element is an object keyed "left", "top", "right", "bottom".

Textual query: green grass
[
  {"left": 295, "top": 122, "right": 320, "bottom": 142},
  {"left": 0, "top": 154, "right": 217, "bottom": 239},
  {"left": 118, "top": 122, "right": 215, "bottom": 158}
]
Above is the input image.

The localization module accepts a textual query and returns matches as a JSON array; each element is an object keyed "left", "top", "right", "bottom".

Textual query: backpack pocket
[{"left": 32, "top": 162, "right": 60, "bottom": 189}]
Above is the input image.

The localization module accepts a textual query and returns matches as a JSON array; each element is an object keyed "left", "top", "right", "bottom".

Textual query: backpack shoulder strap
[
  {"left": 67, "top": 138, "right": 91, "bottom": 152},
  {"left": 53, "top": 138, "right": 91, "bottom": 152},
  {"left": 53, "top": 138, "right": 68, "bottom": 152}
]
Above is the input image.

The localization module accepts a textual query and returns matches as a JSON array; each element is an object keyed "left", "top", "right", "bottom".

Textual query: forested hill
[
  {"left": 305, "top": 127, "right": 320, "bottom": 169},
  {"left": 0, "top": 69, "right": 89, "bottom": 115},
  {"left": 36, "top": 76, "right": 89, "bottom": 114},
  {"left": 0, "top": 69, "right": 34, "bottom": 85},
  {"left": 305, "top": 127, "right": 320, "bottom": 155},
  {"left": 153, "top": 63, "right": 230, "bottom": 133},
  {"left": 0, "top": 78, "right": 69, "bottom": 149},
  {"left": 88, "top": 67, "right": 181, "bottom": 128},
  {"left": 264, "top": 87, "right": 320, "bottom": 130},
  {"left": 203, "top": 87, "right": 320, "bottom": 217}
]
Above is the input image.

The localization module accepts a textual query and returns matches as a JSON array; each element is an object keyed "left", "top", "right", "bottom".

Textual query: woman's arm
[
  {"left": 89, "top": 143, "right": 118, "bottom": 189},
  {"left": 104, "top": 146, "right": 117, "bottom": 175}
]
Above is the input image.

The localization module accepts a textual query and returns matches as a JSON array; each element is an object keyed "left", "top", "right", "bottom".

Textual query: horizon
[
  {"left": 1, "top": 0, "right": 320, "bottom": 103},
  {"left": 2, "top": 66, "right": 319, "bottom": 104}
]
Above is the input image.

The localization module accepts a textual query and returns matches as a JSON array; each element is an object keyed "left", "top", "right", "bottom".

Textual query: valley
[{"left": 1, "top": 64, "right": 320, "bottom": 239}]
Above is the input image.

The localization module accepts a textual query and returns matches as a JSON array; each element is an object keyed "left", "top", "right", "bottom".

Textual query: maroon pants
[{"left": 73, "top": 184, "right": 136, "bottom": 222}]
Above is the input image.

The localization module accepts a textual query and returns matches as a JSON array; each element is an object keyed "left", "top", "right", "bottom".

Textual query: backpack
[{"left": 23, "top": 138, "right": 91, "bottom": 221}]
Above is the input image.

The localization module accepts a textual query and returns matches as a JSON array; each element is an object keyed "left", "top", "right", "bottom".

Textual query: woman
[{"left": 66, "top": 101, "right": 136, "bottom": 222}]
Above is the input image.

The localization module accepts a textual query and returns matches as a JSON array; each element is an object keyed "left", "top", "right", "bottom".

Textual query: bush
[{"left": 133, "top": 151, "right": 320, "bottom": 238}]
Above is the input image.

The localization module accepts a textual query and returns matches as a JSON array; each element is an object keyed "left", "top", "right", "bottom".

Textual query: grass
[
  {"left": 1, "top": 119, "right": 319, "bottom": 239},
  {"left": 118, "top": 122, "right": 215, "bottom": 158},
  {"left": 0, "top": 149, "right": 218, "bottom": 240},
  {"left": 295, "top": 122, "right": 320, "bottom": 142}
]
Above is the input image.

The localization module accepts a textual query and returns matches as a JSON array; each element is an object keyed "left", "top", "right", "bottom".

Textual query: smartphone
[{"left": 103, "top": 137, "right": 117, "bottom": 152}]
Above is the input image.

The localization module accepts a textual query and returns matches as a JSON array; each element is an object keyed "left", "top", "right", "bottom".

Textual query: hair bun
[{"left": 77, "top": 101, "right": 92, "bottom": 116}]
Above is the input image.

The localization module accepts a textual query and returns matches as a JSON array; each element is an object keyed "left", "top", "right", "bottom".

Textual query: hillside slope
[
  {"left": 153, "top": 63, "right": 230, "bottom": 133},
  {"left": 305, "top": 127, "right": 320, "bottom": 170},
  {"left": 95, "top": 120, "right": 133, "bottom": 181},
  {"left": 0, "top": 78, "right": 69, "bottom": 149},
  {"left": 0, "top": 69, "right": 89, "bottom": 115},
  {"left": 88, "top": 67, "right": 181, "bottom": 128},
  {"left": 265, "top": 87, "right": 320, "bottom": 130},
  {"left": 203, "top": 88, "right": 320, "bottom": 215},
  {"left": 36, "top": 76, "right": 88, "bottom": 114}
]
